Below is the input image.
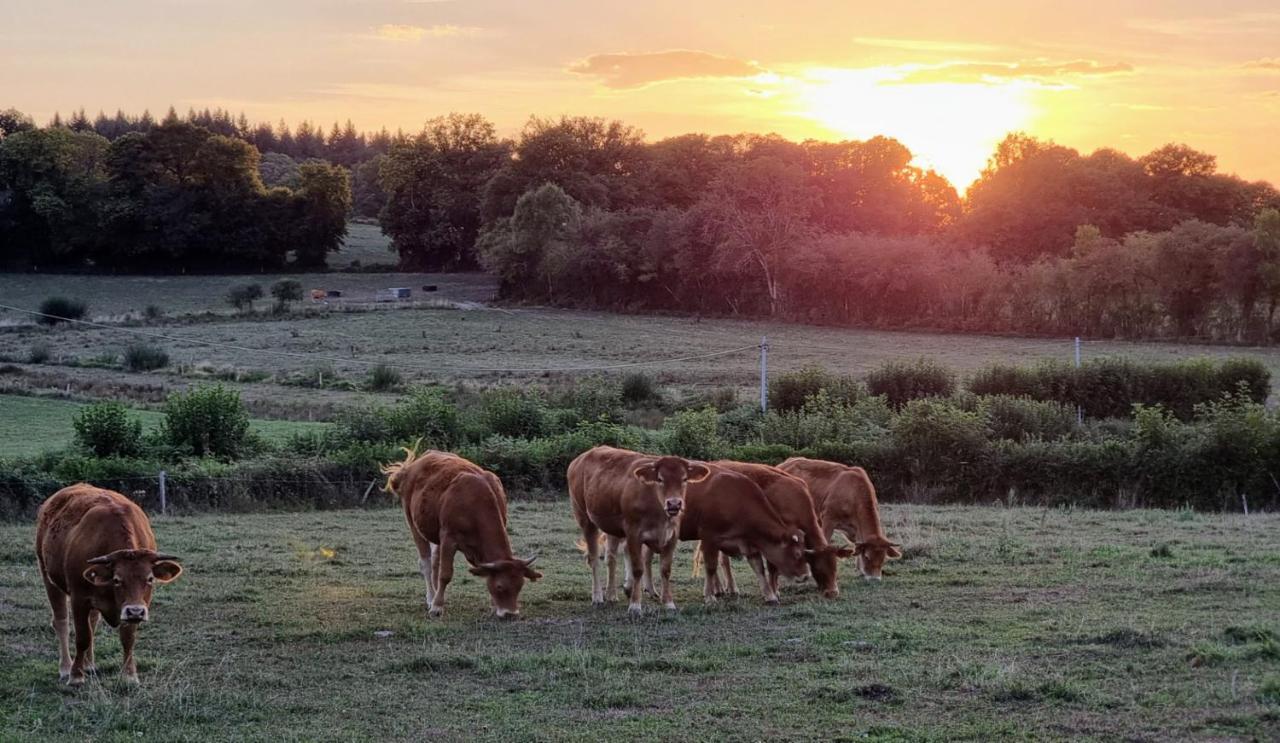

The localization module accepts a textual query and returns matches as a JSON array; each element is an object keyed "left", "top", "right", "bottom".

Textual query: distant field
[
  {"left": 332, "top": 221, "right": 396, "bottom": 267},
  {"left": 5, "top": 302, "right": 1280, "bottom": 395},
  {"left": 0, "top": 394, "right": 331, "bottom": 457},
  {"left": 0, "top": 503, "right": 1276, "bottom": 740}
]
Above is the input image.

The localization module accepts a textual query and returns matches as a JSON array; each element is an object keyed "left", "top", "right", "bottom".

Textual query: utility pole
[{"left": 759, "top": 336, "right": 769, "bottom": 413}]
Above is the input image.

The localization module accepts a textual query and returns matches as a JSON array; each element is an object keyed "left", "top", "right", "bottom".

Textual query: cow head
[
  {"left": 82, "top": 549, "right": 183, "bottom": 626},
  {"left": 632, "top": 457, "right": 711, "bottom": 519},
  {"left": 763, "top": 530, "right": 811, "bottom": 581},
  {"left": 804, "top": 544, "right": 857, "bottom": 598},
  {"left": 853, "top": 537, "right": 902, "bottom": 581},
  {"left": 469, "top": 556, "right": 542, "bottom": 618}
]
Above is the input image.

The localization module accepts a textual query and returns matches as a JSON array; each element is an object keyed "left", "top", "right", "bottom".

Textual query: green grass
[
  {"left": 1, "top": 503, "right": 1277, "bottom": 740},
  {"left": 0, "top": 394, "right": 330, "bottom": 457}
]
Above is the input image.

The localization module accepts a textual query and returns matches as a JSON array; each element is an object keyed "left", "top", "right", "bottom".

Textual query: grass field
[
  {"left": 0, "top": 394, "right": 331, "bottom": 458},
  {"left": 0, "top": 503, "right": 1276, "bottom": 741}
]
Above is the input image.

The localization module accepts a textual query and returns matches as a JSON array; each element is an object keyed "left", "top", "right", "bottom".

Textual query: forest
[{"left": 3, "top": 106, "right": 1280, "bottom": 341}]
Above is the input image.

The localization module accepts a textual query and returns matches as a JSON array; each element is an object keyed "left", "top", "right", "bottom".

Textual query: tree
[
  {"left": 351, "top": 154, "right": 388, "bottom": 218},
  {"left": 291, "top": 161, "right": 350, "bottom": 268},
  {"left": 0, "top": 109, "right": 34, "bottom": 140},
  {"left": 271, "top": 278, "right": 304, "bottom": 311},
  {"left": 477, "top": 183, "right": 581, "bottom": 299},
  {"left": 380, "top": 114, "right": 510, "bottom": 270},
  {"left": 227, "top": 283, "right": 264, "bottom": 312}
]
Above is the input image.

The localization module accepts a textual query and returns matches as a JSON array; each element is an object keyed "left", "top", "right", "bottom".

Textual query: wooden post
[
  {"left": 759, "top": 336, "right": 769, "bottom": 413},
  {"left": 158, "top": 470, "right": 167, "bottom": 516},
  {"left": 1074, "top": 337, "right": 1083, "bottom": 425}
]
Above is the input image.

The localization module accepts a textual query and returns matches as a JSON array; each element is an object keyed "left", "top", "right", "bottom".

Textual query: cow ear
[
  {"left": 686, "top": 463, "right": 711, "bottom": 483},
  {"left": 632, "top": 463, "right": 658, "bottom": 484},
  {"left": 524, "top": 567, "right": 544, "bottom": 581},
  {"left": 833, "top": 546, "right": 857, "bottom": 559},
  {"left": 850, "top": 543, "right": 866, "bottom": 557},
  {"left": 152, "top": 560, "right": 183, "bottom": 584},
  {"left": 885, "top": 545, "right": 903, "bottom": 560},
  {"left": 469, "top": 565, "right": 494, "bottom": 577},
  {"left": 83, "top": 566, "right": 114, "bottom": 586}
]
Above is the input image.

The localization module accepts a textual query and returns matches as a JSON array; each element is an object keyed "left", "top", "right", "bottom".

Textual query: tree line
[{"left": 0, "top": 110, "right": 350, "bottom": 271}]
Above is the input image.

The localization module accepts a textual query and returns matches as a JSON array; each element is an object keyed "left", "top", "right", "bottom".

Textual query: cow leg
[
  {"left": 429, "top": 539, "right": 456, "bottom": 618},
  {"left": 85, "top": 609, "right": 100, "bottom": 673},
  {"left": 68, "top": 601, "right": 94, "bottom": 686},
  {"left": 642, "top": 546, "right": 658, "bottom": 598},
  {"left": 720, "top": 555, "right": 739, "bottom": 597},
  {"left": 658, "top": 541, "right": 677, "bottom": 610},
  {"left": 766, "top": 561, "right": 781, "bottom": 597},
  {"left": 43, "top": 579, "right": 72, "bottom": 681},
  {"left": 747, "top": 554, "right": 780, "bottom": 605},
  {"left": 119, "top": 623, "right": 139, "bottom": 684},
  {"left": 583, "top": 523, "right": 605, "bottom": 606},
  {"left": 605, "top": 535, "right": 623, "bottom": 602},
  {"left": 625, "top": 536, "right": 646, "bottom": 616},
  {"left": 701, "top": 542, "right": 721, "bottom": 604}
]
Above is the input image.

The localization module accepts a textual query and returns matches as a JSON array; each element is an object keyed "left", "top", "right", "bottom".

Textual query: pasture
[
  {"left": 1, "top": 503, "right": 1277, "bottom": 741},
  {"left": 0, "top": 394, "right": 331, "bottom": 458}
]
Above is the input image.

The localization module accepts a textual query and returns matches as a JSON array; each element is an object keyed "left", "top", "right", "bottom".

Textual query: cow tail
[
  {"left": 691, "top": 542, "right": 703, "bottom": 577},
  {"left": 380, "top": 440, "right": 423, "bottom": 498},
  {"left": 574, "top": 533, "right": 606, "bottom": 554}
]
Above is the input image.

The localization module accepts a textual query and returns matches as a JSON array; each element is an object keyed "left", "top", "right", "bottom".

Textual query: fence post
[
  {"left": 158, "top": 470, "right": 167, "bottom": 516},
  {"left": 759, "top": 336, "right": 769, "bottom": 413},
  {"left": 1074, "top": 336, "right": 1083, "bottom": 425}
]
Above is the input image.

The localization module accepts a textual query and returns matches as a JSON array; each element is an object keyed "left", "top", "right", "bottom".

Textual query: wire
[{"left": 0, "top": 303, "right": 757, "bottom": 374}]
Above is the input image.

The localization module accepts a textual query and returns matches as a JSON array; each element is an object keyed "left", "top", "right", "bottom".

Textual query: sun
[{"left": 790, "top": 67, "right": 1037, "bottom": 190}]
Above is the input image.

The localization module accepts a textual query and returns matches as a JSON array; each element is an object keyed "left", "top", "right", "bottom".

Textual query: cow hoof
[
  {"left": 428, "top": 606, "right": 444, "bottom": 618},
  {"left": 704, "top": 595, "right": 717, "bottom": 605},
  {"left": 627, "top": 604, "right": 643, "bottom": 616},
  {"left": 663, "top": 602, "right": 677, "bottom": 611},
  {"left": 122, "top": 673, "right": 140, "bottom": 685},
  {"left": 765, "top": 598, "right": 780, "bottom": 606},
  {"left": 67, "top": 675, "right": 85, "bottom": 687}
]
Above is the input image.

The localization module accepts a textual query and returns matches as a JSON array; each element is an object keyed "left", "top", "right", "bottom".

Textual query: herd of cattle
[{"left": 34, "top": 445, "right": 899, "bottom": 685}]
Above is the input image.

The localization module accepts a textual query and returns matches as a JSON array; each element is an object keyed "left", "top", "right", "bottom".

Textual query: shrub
[
  {"left": 38, "top": 297, "right": 87, "bottom": 325},
  {"left": 566, "top": 376, "right": 623, "bottom": 422},
  {"left": 890, "top": 398, "right": 991, "bottom": 483},
  {"left": 366, "top": 364, "right": 403, "bottom": 392},
  {"left": 271, "top": 279, "right": 304, "bottom": 311},
  {"left": 143, "top": 304, "right": 164, "bottom": 320},
  {"left": 27, "top": 343, "right": 51, "bottom": 364},
  {"left": 163, "top": 384, "right": 250, "bottom": 458},
  {"left": 123, "top": 343, "right": 169, "bottom": 372},
  {"left": 866, "top": 358, "right": 955, "bottom": 408},
  {"left": 972, "top": 395, "right": 1076, "bottom": 442},
  {"left": 1216, "top": 357, "right": 1270, "bottom": 404},
  {"left": 387, "top": 388, "right": 461, "bottom": 447},
  {"left": 758, "top": 391, "right": 892, "bottom": 449},
  {"left": 663, "top": 407, "right": 721, "bottom": 460},
  {"left": 479, "top": 388, "right": 550, "bottom": 438},
  {"left": 620, "top": 373, "right": 657, "bottom": 406},
  {"left": 72, "top": 401, "right": 143, "bottom": 457},
  {"left": 769, "top": 366, "right": 863, "bottom": 412},
  {"left": 226, "top": 284, "right": 264, "bottom": 312}
]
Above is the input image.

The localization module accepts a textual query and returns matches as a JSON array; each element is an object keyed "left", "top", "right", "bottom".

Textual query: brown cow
[
  {"left": 567, "top": 446, "right": 709, "bottom": 614},
  {"left": 631, "top": 464, "right": 811, "bottom": 605},
  {"left": 35, "top": 484, "right": 184, "bottom": 685},
  {"left": 778, "top": 457, "right": 902, "bottom": 581},
  {"left": 712, "top": 461, "right": 855, "bottom": 598},
  {"left": 383, "top": 448, "right": 541, "bottom": 618}
]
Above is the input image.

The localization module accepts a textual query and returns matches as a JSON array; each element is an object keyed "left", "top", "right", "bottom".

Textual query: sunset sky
[{"left": 3, "top": 0, "right": 1278, "bottom": 188}]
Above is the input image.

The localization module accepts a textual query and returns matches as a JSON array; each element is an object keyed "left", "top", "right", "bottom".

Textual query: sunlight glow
[{"left": 791, "top": 68, "right": 1037, "bottom": 189}]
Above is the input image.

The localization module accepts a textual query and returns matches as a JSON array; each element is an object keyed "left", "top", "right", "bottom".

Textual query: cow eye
[
  {"left": 146, "top": 576, "right": 155, "bottom": 584},
  {"left": 112, "top": 577, "right": 122, "bottom": 586}
]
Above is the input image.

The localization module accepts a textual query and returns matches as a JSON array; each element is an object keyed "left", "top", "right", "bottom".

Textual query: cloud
[
  {"left": 853, "top": 37, "right": 1002, "bottom": 53},
  {"left": 1244, "top": 58, "right": 1280, "bottom": 70},
  {"left": 568, "top": 50, "right": 764, "bottom": 89},
  {"left": 898, "top": 59, "right": 1133, "bottom": 85},
  {"left": 375, "top": 24, "right": 481, "bottom": 41},
  {"left": 1128, "top": 12, "right": 1280, "bottom": 38}
]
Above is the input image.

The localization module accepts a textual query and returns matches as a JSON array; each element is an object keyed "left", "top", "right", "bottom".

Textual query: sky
[{"left": 2, "top": 0, "right": 1279, "bottom": 189}]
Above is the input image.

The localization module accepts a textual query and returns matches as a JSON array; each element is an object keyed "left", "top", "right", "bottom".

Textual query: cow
[
  {"left": 35, "top": 484, "right": 184, "bottom": 686},
  {"left": 778, "top": 457, "right": 902, "bottom": 581},
  {"left": 567, "top": 446, "right": 709, "bottom": 614},
  {"left": 382, "top": 448, "right": 541, "bottom": 619},
  {"left": 623, "top": 464, "right": 814, "bottom": 605},
  {"left": 712, "top": 461, "right": 855, "bottom": 598}
]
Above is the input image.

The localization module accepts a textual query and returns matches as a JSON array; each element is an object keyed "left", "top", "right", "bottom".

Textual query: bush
[
  {"left": 38, "top": 296, "right": 87, "bottom": 325},
  {"left": 972, "top": 395, "right": 1076, "bottom": 442},
  {"left": 27, "top": 343, "right": 51, "bottom": 364},
  {"left": 143, "top": 304, "right": 164, "bottom": 320},
  {"left": 866, "top": 358, "right": 956, "bottom": 408},
  {"left": 620, "top": 373, "right": 657, "bottom": 406},
  {"left": 890, "top": 398, "right": 991, "bottom": 484},
  {"left": 226, "top": 284, "right": 264, "bottom": 312},
  {"left": 123, "top": 343, "right": 169, "bottom": 372},
  {"left": 769, "top": 366, "right": 864, "bottom": 412},
  {"left": 663, "top": 407, "right": 721, "bottom": 460},
  {"left": 479, "top": 388, "right": 550, "bottom": 438},
  {"left": 72, "top": 401, "right": 143, "bottom": 457},
  {"left": 565, "top": 376, "right": 623, "bottom": 422},
  {"left": 271, "top": 279, "right": 304, "bottom": 311},
  {"left": 757, "top": 391, "right": 892, "bottom": 449},
  {"left": 163, "top": 384, "right": 251, "bottom": 458},
  {"left": 366, "top": 364, "right": 403, "bottom": 392},
  {"left": 387, "top": 388, "right": 461, "bottom": 447}
]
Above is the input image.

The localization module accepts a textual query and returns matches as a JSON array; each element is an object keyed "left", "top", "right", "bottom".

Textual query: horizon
[{"left": 3, "top": 2, "right": 1279, "bottom": 189}]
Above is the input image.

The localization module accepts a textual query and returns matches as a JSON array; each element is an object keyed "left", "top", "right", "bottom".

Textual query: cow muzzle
[
  {"left": 121, "top": 604, "right": 149, "bottom": 623},
  {"left": 664, "top": 498, "right": 683, "bottom": 518}
]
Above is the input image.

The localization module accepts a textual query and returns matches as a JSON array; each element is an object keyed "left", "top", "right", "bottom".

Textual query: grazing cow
[
  {"left": 712, "top": 461, "right": 855, "bottom": 598},
  {"left": 383, "top": 448, "right": 541, "bottom": 618},
  {"left": 778, "top": 457, "right": 902, "bottom": 581},
  {"left": 567, "top": 446, "right": 709, "bottom": 614},
  {"left": 35, "top": 484, "right": 184, "bottom": 685}
]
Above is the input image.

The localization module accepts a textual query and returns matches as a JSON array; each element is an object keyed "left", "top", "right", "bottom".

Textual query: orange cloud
[
  {"left": 1244, "top": 58, "right": 1280, "bottom": 70},
  {"left": 569, "top": 50, "right": 763, "bottom": 89},
  {"left": 898, "top": 60, "right": 1133, "bottom": 85},
  {"left": 375, "top": 24, "right": 480, "bottom": 41}
]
